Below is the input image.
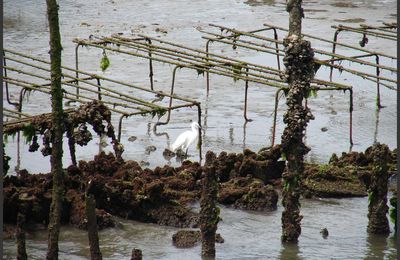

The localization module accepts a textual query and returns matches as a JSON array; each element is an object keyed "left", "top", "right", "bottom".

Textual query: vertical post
[
  {"left": 16, "top": 203, "right": 28, "bottom": 260},
  {"left": 375, "top": 55, "right": 382, "bottom": 109},
  {"left": 272, "top": 28, "right": 282, "bottom": 71},
  {"left": 146, "top": 38, "right": 154, "bottom": 91},
  {"left": 329, "top": 30, "right": 340, "bottom": 81},
  {"left": 117, "top": 115, "right": 127, "bottom": 142},
  {"left": 156, "top": 66, "right": 179, "bottom": 126},
  {"left": 75, "top": 44, "right": 80, "bottom": 99},
  {"left": 96, "top": 78, "right": 102, "bottom": 101},
  {"left": 45, "top": 0, "right": 65, "bottom": 258},
  {"left": 86, "top": 181, "right": 102, "bottom": 260},
  {"left": 367, "top": 143, "right": 390, "bottom": 235},
  {"left": 200, "top": 151, "right": 220, "bottom": 258},
  {"left": 205, "top": 40, "right": 211, "bottom": 96},
  {"left": 243, "top": 68, "right": 251, "bottom": 122},
  {"left": 349, "top": 88, "right": 353, "bottom": 146},
  {"left": 271, "top": 88, "right": 283, "bottom": 147},
  {"left": 281, "top": 0, "right": 315, "bottom": 243},
  {"left": 197, "top": 104, "right": 203, "bottom": 162},
  {"left": 66, "top": 128, "right": 77, "bottom": 166}
]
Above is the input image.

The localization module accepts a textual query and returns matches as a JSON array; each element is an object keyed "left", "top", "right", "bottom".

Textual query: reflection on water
[
  {"left": 280, "top": 243, "right": 302, "bottom": 260},
  {"left": 365, "top": 233, "right": 387, "bottom": 259}
]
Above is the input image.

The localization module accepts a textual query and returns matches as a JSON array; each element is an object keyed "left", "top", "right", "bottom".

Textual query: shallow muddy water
[
  {"left": 3, "top": 0, "right": 397, "bottom": 259},
  {"left": 3, "top": 196, "right": 397, "bottom": 259}
]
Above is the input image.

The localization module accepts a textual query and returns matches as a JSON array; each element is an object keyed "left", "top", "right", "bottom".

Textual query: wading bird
[{"left": 171, "top": 121, "right": 201, "bottom": 157}]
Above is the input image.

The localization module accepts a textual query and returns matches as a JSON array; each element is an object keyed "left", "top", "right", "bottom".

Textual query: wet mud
[{"left": 172, "top": 230, "right": 224, "bottom": 248}]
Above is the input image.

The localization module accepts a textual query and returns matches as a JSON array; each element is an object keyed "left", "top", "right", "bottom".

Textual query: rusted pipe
[
  {"left": 349, "top": 88, "right": 354, "bottom": 145},
  {"left": 243, "top": 68, "right": 252, "bottom": 122},
  {"left": 96, "top": 78, "right": 102, "bottom": 101},
  {"left": 145, "top": 38, "right": 154, "bottom": 91},
  {"left": 271, "top": 88, "right": 284, "bottom": 146},
  {"left": 117, "top": 114, "right": 128, "bottom": 142},
  {"left": 156, "top": 65, "right": 180, "bottom": 126},
  {"left": 197, "top": 104, "right": 203, "bottom": 162},
  {"left": 3, "top": 51, "right": 20, "bottom": 108},
  {"left": 329, "top": 29, "right": 340, "bottom": 81},
  {"left": 75, "top": 44, "right": 81, "bottom": 99},
  {"left": 205, "top": 39, "right": 211, "bottom": 96},
  {"left": 375, "top": 55, "right": 382, "bottom": 109},
  {"left": 272, "top": 28, "right": 281, "bottom": 71}
]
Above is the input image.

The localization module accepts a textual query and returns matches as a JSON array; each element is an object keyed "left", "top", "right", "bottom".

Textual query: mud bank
[{"left": 4, "top": 144, "right": 396, "bottom": 231}]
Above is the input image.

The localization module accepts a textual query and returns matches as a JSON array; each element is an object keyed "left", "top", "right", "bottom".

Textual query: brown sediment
[{"left": 172, "top": 230, "right": 224, "bottom": 248}]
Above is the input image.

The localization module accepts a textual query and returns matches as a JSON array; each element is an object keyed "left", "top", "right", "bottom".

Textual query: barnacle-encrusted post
[
  {"left": 367, "top": 143, "right": 390, "bottom": 234},
  {"left": 281, "top": 0, "right": 315, "bottom": 243},
  {"left": 200, "top": 151, "right": 220, "bottom": 257}
]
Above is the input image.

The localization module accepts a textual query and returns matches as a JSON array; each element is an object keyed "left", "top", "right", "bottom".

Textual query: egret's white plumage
[{"left": 171, "top": 122, "right": 201, "bottom": 156}]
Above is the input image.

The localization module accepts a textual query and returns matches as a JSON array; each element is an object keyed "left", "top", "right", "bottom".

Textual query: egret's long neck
[{"left": 192, "top": 126, "right": 198, "bottom": 135}]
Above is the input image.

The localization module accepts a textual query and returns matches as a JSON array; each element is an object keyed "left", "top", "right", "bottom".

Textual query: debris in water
[
  {"left": 128, "top": 136, "right": 137, "bottom": 142},
  {"left": 320, "top": 228, "right": 329, "bottom": 239},
  {"left": 145, "top": 145, "right": 157, "bottom": 154}
]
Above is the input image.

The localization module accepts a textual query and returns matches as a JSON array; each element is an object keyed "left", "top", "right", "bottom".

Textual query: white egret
[{"left": 171, "top": 121, "right": 201, "bottom": 157}]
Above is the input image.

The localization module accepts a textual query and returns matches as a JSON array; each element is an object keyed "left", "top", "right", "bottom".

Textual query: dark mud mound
[
  {"left": 329, "top": 147, "right": 396, "bottom": 171},
  {"left": 6, "top": 144, "right": 392, "bottom": 230},
  {"left": 304, "top": 145, "right": 397, "bottom": 198},
  {"left": 4, "top": 146, "right": 285, "bottom": 231},
  {"left": 219, "top": 177, "right": 278, "bottom": 210},
  {"left": 215, "top": 146, "right": 285, "bottom": 184},
  {"left": 4, "top": 152, "right": 199, "bottom": 230},
  {"left": 303, "top": 164, "right": 367, "bottom": 197}
]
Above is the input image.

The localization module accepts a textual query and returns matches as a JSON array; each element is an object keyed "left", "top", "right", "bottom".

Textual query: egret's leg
[{"left": 185, "top": 148, "right": 188, "bottom": 157}]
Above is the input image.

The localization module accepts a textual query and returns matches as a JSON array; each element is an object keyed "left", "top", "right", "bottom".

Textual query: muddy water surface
[{"left": 4, "top": 0, "right": 397, "bottom": 259}]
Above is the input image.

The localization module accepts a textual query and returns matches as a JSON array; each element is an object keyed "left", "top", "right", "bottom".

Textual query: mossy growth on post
[
  {"left": 45, "top": 0, "right": 65, "bottom": 258},
  {"left": 389, "top": 194, "right": 397, "bottom": 237},
  {"left": 367, "top": 143, "right": 390, "bottom": 235},
  {"left": 200, "top": 151, "right": 220, "bottom": 258},
  {"left": 281, "top": 0, "right": 315, "bottom": 243}
]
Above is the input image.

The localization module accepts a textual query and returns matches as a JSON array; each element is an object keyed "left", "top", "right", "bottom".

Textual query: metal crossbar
[
  {"left": 73, "top": 33, "right": 354, "bottom": 145},
  {"left": 3, "top": 49, "right": 202, "bottom": 143},
  {"left": 199, "top": 23, "right": 396, "bottom": 112}
]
